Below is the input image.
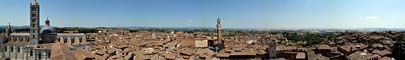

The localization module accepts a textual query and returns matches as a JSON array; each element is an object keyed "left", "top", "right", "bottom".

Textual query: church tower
[
  {"left": 215, "top": 17, "right": 224, "bottom": 52},
  {"left": 29, "top": 0, "right": 40, "bottom": 47},
  {"left": 5, "top": 22, "right": 12, "bottom": 37},
  {"left": 217, "top": 17, "right": 222, "bottom": 43},
  {"left": 268, "top": 38, "right": 277, "bottom": 59},
  {"left": 5, "top": 21, "right": 12, "bottom": 43}
]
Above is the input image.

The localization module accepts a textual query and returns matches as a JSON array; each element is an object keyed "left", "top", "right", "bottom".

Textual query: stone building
[
  {"left": 1, "top": 0, "right": 89, "bottom": 60},
  {"left": 3, "top": 23, "right": 88, "bottom": 60}
]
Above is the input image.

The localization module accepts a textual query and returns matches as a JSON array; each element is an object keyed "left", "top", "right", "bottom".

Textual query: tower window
[
  {"left": 31, "top": 14, "right": 36, "bottom": 17},
  {"left": 4, "top": 46, "right": 7, "bottom": 51}
]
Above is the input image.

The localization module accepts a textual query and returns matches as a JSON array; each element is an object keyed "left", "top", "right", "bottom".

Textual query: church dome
[
  {"left": 40, "top": 17, "right": 57, "bottom": 44},
  {"left": 40, "top": 26, "right": 57, "bottom": 34},
  {"left": 40, "top": 17, "right": 57, "bottom": 34}
]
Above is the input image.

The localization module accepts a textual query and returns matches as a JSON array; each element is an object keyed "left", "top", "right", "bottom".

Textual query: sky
[{"left": 1, "top": 0, "right": 405, "bottom": 29}]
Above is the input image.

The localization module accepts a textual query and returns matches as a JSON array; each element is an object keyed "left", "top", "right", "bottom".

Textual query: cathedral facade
[{"left": 0, "top": 0, "right": 89, "bottom": 60}]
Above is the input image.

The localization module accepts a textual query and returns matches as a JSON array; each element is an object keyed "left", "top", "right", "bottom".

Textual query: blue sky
[{"left": 1, "top": 0, "right": 405, "bottom": 29}]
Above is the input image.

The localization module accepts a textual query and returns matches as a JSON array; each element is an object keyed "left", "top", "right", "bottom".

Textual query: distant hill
[{"left": 1, "top": 25, "right": 405, "bottom": 33}]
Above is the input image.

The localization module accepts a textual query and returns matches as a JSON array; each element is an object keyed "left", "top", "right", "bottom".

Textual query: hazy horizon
[{"left": 1, "top": 0, "right": 405, "bottom": 29}]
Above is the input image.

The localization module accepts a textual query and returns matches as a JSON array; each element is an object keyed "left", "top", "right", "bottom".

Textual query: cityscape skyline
[
  {"left": 1, "top": 0, "right": 405, "bottom": 29},
  {"left": 1, "top": 0, "right": 405, "bottom": 60}
]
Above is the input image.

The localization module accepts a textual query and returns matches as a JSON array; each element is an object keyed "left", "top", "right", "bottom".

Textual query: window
[
  {"left": 30, "top": 49, "right": 33, "bottom": 56},
  {"left": 72, "top": 37, "right": 75, "bottom": 43},
  {"left": 31, "top": 14, "right": 36, "bottom": 17},
  {"left": 10, "top": 47, "right": 13, "bottom": 52},
  {"left": 79, "top": 37, "right": 83, "bottom": 42},
  {"left": 31, "top": 25, "right": 35, "bottom": 28},
  {"left": 64, "top": 37, "right": 68, "bottom": 43},
  {"left": 17, "top": 47, "right": 20, "bottom": 52},
  {"left": 4, "top": 46, "right": 7, "bottom": 51}
]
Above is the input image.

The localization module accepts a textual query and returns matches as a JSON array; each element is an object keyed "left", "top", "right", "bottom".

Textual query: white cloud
[
  {"left": 366, "top": 16, "right": 377, "bottom": 20},
  {"left": 186, "top": 19, "right": 193, "bottom": 26}
]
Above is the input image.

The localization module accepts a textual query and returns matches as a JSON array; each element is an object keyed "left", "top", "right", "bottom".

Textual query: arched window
[
  {"left": 10, "top": 46, "right": 13, "bottom": 52},
  {"left": 64, "top": 37, "right": 68, "bottom": 43},
  {"left": 29, "top": 49, "right": 33, "bottom": 56},
  {"left": 79, "top": 37, "right": 83, "bottom": 43},
  {"left": 4, "top": 46, "right": 7, "bottom": 51},
  {"left": 71, "top": 36, "right": 75, "bottom": 43},
  {"left": 17, "top": 47, "right": 20, "bottom": 53}
]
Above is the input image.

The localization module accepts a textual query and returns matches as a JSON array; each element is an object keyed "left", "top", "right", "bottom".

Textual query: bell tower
[
  {"left": 29, "top": 0, "right": 40, "bottom": 47},
  {"left": 215, "top": 17, "right": 224, "bottom": 52},
  {"left": 217, "top": 17, "right": 222, "bottom": 43}
]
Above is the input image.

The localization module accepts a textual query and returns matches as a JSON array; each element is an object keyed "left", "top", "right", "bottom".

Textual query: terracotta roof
[
  {"left": 371, "top": 43, "right": 384, "bottom": 48},
  {"left": 95, "top": 49, "right": 106, "bottom": 55},
  {"left": 124, "top": 52, "right": 133, "bottom": 60},
  {"left": 275, "top": 58, "right": 288, "bottom": 60},
  {"left": 230, "top": 49, "right": 256, "bottom": 56},
  {"left": 165, "top": 52, "right": 176, "bottom": 60},
  {"left": 142, "top": 48, "right": 155, "bottom": 55},
  {"left": 72, "top": 48, "right": 95, "bottom": 60},
  {"left": 163, "top": 41, "right": 178, "bottom": 47},
  {"left": 317, "top": 44, "right": 332, "bottom": 50},
  {"left": 378, "top": 57, "right": 391, "bottom": 60},
  {"left": 255, "top": 49, "right": 266, "bottom": 55},
  {"left": 100, "top": 54, "right": 109, "bottom": 60},
  {"left": 277, "top": 45, "right": 297, "bottom": 50},
  {"left": 114, "top": 45, "right": 128, "bottom": 49},
  {"left": 149, "top": 54, "right": 160, "bottom": 60},
  {"left": 195, "top": 49, "right": 213, "bottom": 55},
  {"left": 181, "top": 38, "right": 195, "bottom": 47},
  {"left": 339, "top": 45, "right": 353, "bottom": 52},
  {"left": 314, "top": 54, "right": 330, "bottom": 60},
  {"left": 339, "top": 44, "right": 367, "bottom": 53},
  {"left": 216, "top": 53, "right": 230, "bottom": 57},
  {"left": 110, "top": 54, "right": 123, "bottom": 59},
  {"left": 181, "top": 48, "right": 194, "bottom": 55},
  {"left": 50, "top": 43, "right": 78, "bottom": 60},
  {"left": 349, "top": 51, "right": 380, "bottom": 60},
  {"left": 372, "top": 50, "right": 391, "bottom": 56}
]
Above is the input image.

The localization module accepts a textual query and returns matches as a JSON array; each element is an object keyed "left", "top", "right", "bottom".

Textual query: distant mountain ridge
[{"left": 1, "top": 25, "right": 405, "bottom": 32}]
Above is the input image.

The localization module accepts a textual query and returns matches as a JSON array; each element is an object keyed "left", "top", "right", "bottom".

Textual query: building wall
[
  {"left": 8, "top": 33, "right": 87, "bottom": 45},
  {"left": 10, "top": 36, "right": 29, "bottom": 42},
  {"left": 3, "top": 45, "right": 50, "bottom": 60},
  {"left": 57, "top": 35, "right": 86, "bottom": 45},
  {"left": 4, "top": 33, "right": 86, "bottom": 59}
]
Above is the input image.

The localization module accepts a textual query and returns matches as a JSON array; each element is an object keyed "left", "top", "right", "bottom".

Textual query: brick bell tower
[{"left": 215, "top": 17, "right": 224, "bottom": 52}]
